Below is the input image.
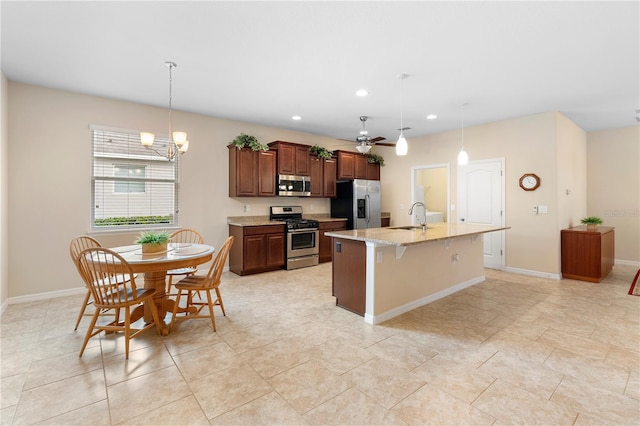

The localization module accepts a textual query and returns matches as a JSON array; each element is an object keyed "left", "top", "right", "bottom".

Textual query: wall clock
[{"left": 519, "top": 173, "right": 540, "bottom": 191}]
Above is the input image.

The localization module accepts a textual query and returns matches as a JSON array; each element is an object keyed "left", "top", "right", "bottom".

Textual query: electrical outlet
[
  {"left": 243, "top": 204, "right": 250, "bottom": 212},
  {"left": 532, "top": 206, "right": 538, "bottom": 215}
]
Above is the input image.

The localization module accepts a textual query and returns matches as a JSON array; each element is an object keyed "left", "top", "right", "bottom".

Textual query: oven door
[{"left": 287, "top": 229, "right": 319, "bottom": 258}]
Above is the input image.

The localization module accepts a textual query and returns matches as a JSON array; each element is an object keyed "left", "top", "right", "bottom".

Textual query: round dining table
[{"left": 111, "top": 242, "right": 215, "bottom": 335}]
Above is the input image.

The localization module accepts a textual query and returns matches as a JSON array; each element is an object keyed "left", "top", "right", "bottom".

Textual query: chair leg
[
  {"left": 124, "top": 307, "right": 131, "bottom": 359},
  {"left": 215, "top": 287, "right": 226, "bottom": 316},
  {"left": 79, "top": 309, "right": 100, "bottom": 357},
  {"left": 170, "top": 289, "right": 183, "bottom": 331},
  {"left": 205, "top": 290, "right": 217, "bottom": 332},
  {"left": 74, "top": 289, "right": 92, "bottom": 330}
]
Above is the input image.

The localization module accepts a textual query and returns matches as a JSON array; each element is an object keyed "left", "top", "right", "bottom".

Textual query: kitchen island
[{"left": 325, "top": 222, "right": 509, "bottom": 324}]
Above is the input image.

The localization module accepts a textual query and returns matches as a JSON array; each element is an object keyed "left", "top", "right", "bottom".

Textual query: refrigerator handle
[{"left": 365, "top": 194, "right": 370, "bottom": 223}]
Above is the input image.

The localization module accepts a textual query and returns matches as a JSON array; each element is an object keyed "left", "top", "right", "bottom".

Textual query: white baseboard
[
  {"left": 364, "top": 275, "right": 486, "bottom": 325},
  {"left": 616, "top": 259, "right": 640, "bottom": 267},
  {"left": 503, "top": 267, "right": 562, "bottom": 280},
  {"left": 5, "top": 286, "right": 86, "bottom": 307}
]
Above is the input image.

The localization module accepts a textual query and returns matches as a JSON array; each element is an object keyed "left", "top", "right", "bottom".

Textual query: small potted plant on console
[{"left": 580, "top": 216, "right": 603, "bottom": 231}]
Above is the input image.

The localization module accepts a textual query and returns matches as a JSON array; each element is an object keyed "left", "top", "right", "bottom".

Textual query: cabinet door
[
  {"left": 355, "top": 154, "right": 368, "bottom": 179},
  {"left": 244, "top": 235, "right": 266, "bottom": 271},
  {"left": 229, "top": 147, "right": 257, "bottom": 196},
  {"left": 277, "top": 144, "right": 296, "bottom": 175},
  {"left": 323, "top": 158, "right": 337, "bottom": 197},
  {"left": 266, "top": 234, "right": 285, "bottom": 267},
  {"left": 257, "top": 150, "right": 277, "bottom": 196},
  {"left": 295, "top": 145, "right": 310, "bottom": 176},
  {"left": 366, "top": 162, "right": 380, "bottom": 180},
  {"left": 337, "top": 151, "right": 355, "bottom": 179},
  {"left": 309, "top": 156, "right": 323, "bottom": 197}
]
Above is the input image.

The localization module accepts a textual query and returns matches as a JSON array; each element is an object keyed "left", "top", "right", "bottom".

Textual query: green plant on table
[
  {"left": 231, "top": 133, "right": 269, "bottom": 151},
  {"left": 310, "top": 145, "right": 334, "bottom": 160},
  {"left": 135, "top": 230, "right": 171, "bottom": 245},
  {"left": 580, "top": 216, "right": 603, "bottom": 225}
]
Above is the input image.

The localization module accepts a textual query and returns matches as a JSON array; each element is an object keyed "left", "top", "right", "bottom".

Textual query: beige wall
[
  {"left": 4, "top": 81, "right": 638, "bottom": 302},
  {"left": 1, "top": 73, "right": 8, "bottom": 306},
  {"left": 587, "top": 126, "right": 640, "bottom": 263}
]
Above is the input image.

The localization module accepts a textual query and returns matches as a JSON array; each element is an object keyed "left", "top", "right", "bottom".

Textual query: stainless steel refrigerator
[{"left": 331, "top": 180, "right": 382, "bottom": 229}]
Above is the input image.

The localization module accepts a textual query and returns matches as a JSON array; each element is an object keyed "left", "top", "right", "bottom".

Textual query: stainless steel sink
[{"left": 390, "top": 225, "right": 431, "bottom": 231}]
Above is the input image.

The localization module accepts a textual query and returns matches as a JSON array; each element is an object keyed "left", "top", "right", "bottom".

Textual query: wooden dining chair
[
  {"left": 166, "top": 228, "right": 205, "bottom": 294},
  {"left": 170, "top": 236, "right": 234, "bottom": 332},
  {"left": 69, "top": 235, "right": 103, "bottom": 330},
  {"left": 76, "top": 247, "right": 163, "bottom": 359}
]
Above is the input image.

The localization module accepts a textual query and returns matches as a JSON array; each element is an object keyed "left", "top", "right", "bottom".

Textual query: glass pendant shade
[
  {"left": 178, "top": 140, "right": 190, "bottom": 153},
  {"left": 172, "top": 131, "right": 188, "bottom": 146},
  {"left": 356, "top": 143, "right": 371, "bottom": 154},
  {"left": 140, "top": 132, "right": 155, "bottom": 146},
  {"left": 457, "top": 148, "right": 469, "bottom": 165},
  {"left": 396, "top": 134, "right": 408, "bottom": 156}
]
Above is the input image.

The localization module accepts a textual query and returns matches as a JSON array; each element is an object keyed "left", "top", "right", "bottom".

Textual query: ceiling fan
[{"left": 348, "top": 116, "right": 394, "bottom": 153}]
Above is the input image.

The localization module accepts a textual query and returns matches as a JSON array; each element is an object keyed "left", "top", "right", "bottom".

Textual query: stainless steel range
[{"left": 270, "top": 206, "right": 319, "bottom": 270}]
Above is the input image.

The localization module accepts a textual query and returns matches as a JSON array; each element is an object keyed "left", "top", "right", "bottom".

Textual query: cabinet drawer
[{"left": 243, "top": 224, "right": 285, "bottom": 236}]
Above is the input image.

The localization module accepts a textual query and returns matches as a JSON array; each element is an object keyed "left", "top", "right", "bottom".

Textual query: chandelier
[{"left": 140, "top": 61, "right": 189, "bottom": 160}]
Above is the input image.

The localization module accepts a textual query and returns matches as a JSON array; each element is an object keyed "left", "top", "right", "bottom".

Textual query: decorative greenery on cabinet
[
  {"left": 367, "top": 153, "right": 385, "bottom": 166},
  {"left": 310, "top": 145, "right": 334, "bottom": 160},
  {"left": 231, "top": 133, "right": 269, "bottom": 151}
]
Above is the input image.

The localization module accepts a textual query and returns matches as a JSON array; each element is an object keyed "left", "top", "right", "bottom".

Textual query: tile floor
[{"left": 1, "top": 263, "right": 639, "bottom": 425}]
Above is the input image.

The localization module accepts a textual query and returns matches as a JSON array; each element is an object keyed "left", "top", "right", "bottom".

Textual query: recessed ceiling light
[
  {"left": 292, "top": 115, "right": 302, "bottom": 121},
  {"left": 427, "top": 114, "right": 437, "bottom": 120},
  {"left": 356, "top": 89, "right": 368, "bottom": 97}
]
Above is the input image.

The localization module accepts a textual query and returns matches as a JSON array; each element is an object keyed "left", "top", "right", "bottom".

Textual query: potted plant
[
  {"left": 580, "top": 216, "right": 603, "bottom": 231},
  {"left": 309, "top": 145, "right": 334, "bottom": 160},
  {"left": 135, "top": 230, "right": 171, "bottom": 254},
  {"left": 231, "top": 133, "right": 269, "bottom": 151},
  {"left": 367, "top": 153, "right": 385, "bottom": 166}
]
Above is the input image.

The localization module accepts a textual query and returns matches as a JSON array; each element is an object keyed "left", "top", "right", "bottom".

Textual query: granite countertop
[
  {"left": 325, "top": 222, "right": 510, "bottom": 247},
  {"left": 227, "top": 214, "right": 348, "bottom": 227}
]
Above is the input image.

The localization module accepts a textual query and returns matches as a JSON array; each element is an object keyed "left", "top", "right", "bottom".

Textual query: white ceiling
[{"left": 2, "top": 1, "right": 638, "bottom": 145}]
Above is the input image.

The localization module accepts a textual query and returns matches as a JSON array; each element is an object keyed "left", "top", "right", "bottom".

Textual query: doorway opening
[{"left": 411, "top": 164, "right": 450, "bottom": 225}]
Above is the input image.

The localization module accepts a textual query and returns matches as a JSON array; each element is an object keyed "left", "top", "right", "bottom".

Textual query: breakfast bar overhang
[{"left": 326, "top": 223, "right": 510, "bottom": 324}]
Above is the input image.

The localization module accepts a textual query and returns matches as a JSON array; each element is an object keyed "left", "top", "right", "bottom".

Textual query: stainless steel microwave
[{"left": 277, "top": 175, "right": 311, "bottom": 197}]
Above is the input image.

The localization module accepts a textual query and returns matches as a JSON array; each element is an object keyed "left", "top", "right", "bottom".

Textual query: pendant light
[
  {"left": 140, "top": 61, "right": 189, "bottom": 160},
  {"left": 396, "top": 74, "right": 409, "bottom": 156},
  {"left": 457, "top": 102, "right": 469, "bottom": 165}
]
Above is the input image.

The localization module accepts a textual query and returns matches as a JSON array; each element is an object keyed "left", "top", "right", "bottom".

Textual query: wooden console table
[{"left": 561, "top": 226, "right": 615, "bottom": 283}]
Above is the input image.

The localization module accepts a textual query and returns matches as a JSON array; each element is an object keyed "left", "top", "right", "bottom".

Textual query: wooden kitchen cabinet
[
  {"left": 309, "top": 155, "right": 337, "bottom": 198},
  {"left": 366, "top": 161, "right": 380, "bottom": 180},
  {"left": 336, "top": 150, "right": 372, "bottom": 180},
  {"left": 229, "top": 224, "right": 285, "bottom": 275},
  {"left": 319, "top": 220, "right": 347, "bottom": 263},
  {"left": 228, "top": 146, "right": 277, "bottom": 197},
  {"left": 268, "top": 141, "right": 310, "bottom": 176},
  {"left": 332, "top": 237, "right": 366, "bottom": 315},
  {"left": 561, "top": 226, "right": 615, "bottom": 283}
]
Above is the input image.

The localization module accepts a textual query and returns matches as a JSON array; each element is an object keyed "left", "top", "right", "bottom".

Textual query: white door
[{"left": 457, "top": 159, "right": 505, "bottom": 269}]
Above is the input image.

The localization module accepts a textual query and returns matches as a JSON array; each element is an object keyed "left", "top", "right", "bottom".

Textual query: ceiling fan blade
[
  {"left": 374, "top": 142, "right": 396, "bottom": 147},
  {"left": 370, "top": 136, "right": 386, "bottom": 143}
]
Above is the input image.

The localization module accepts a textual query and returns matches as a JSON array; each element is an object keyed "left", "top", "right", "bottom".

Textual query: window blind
[{"left": 91, "top": 127, "right": 179, "bottom": 230}]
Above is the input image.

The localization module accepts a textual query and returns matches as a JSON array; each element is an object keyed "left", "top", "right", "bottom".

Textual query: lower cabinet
[
  {"left": 332, "top": 238, "right": 366, "bottom": 315},
  {"left": 229, "top": 224, "right": 285, "bottom": 275},
  {"left": 319, "top": 220, "right": 347, "bottom": 263},
  {"left": 561, "top": 226, "right": 615, "bottom": 282}
]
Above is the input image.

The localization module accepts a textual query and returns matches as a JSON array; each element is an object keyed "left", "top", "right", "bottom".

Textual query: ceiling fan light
[
  {"left": 396, "top": 134, "right": 408, "bottom": 156},
  {"left": 458, "top": 148, "right": 469, "bottom": 165},
  {"left": 140, "top": 132, "right": 155, "bottom": 146},
  {"left": 356, "top": 143, "right": 371, "bottom": 154}
]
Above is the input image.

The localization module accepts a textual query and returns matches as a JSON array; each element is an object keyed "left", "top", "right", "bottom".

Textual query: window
[
  {"left": 114, "top": 164, "right": 146, "bottom": 193},
  {"left": 91, "top": 126, "right": 179, "bottom": 230}
]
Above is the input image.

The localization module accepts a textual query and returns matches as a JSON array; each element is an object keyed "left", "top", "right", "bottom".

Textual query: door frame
[
  {"left": 457, "top": 157, "right": 506, "bottom": 270},
  {"left": 410, "top": 163, "right": 450, "bottom": 226}
]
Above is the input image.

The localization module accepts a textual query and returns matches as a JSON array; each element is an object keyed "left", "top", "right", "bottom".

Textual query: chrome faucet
[{"left": 408, "top": 202, "right": 427, "bottom": 231}]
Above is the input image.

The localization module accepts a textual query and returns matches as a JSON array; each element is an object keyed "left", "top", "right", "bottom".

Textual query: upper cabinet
[
  {"left": 310, "top": 155, "right": 337, "bottom": 198},
  {"left": 268, "top": 141, "right": 310, "bottom": 176},
  {"left": 228, "top": 146, "right": 277, "bottom": 197},
  {"left": 336, "top": 150, "right": 379, "bottom": 180}
]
